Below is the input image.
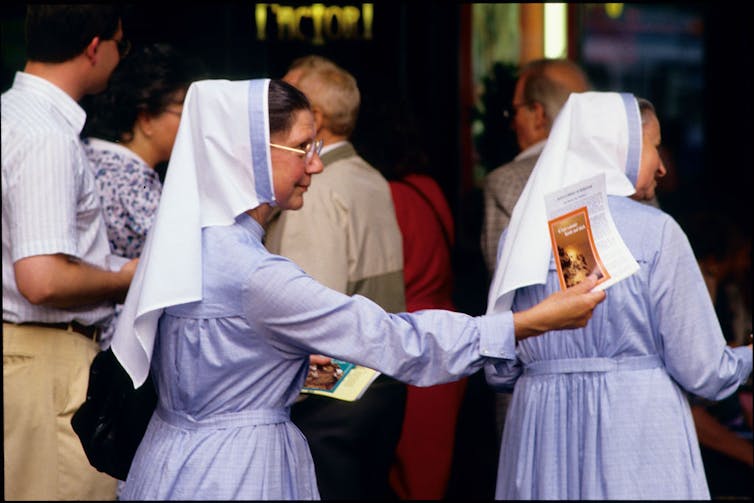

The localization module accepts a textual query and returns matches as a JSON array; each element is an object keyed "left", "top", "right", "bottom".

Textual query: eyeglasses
[
  {"left": 502, "top": 101, "right": 533, "bottom": 119},
  {"left": 269, "top": 139, "right": 324, "bottom": 163},
  {"left": 106, "top": 37, "right": 131, "bottom": 59}
]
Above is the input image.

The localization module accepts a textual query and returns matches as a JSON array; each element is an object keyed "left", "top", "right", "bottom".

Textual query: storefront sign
[{"left": 255, "top": 3, "right": 373, "bottom": 44}]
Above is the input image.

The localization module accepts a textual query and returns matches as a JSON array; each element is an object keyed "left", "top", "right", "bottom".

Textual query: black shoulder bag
[{"left": 71, "top": 347, "right": 157, "bottom": 481}]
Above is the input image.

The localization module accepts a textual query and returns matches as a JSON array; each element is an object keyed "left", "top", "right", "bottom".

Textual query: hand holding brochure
[
  {"left": 544, "top": 173, "right": 639, "bottom": 291},
  {"left": 301, "top": 359, "right": 380, "bottom": 402}
]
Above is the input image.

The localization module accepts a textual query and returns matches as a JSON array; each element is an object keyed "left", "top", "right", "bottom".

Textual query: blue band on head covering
[
  {"left": 620, "top": 92, "right": 641, "bottom": 186},
  {"left": 248, "top": 79, "right": 274, "bottom": 203}
]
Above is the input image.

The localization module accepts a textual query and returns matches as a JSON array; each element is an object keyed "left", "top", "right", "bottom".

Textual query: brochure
[
  {"left": 544, "top": 173, "right": 639, "bottom": 291},
  {"left": 301, "top": 359, "right": 380, "bottom": 402}
]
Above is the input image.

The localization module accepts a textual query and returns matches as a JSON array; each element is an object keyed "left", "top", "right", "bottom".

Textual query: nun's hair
[
  {"left": 636, "top": 97, "right": 656, "bottom": 125},
  {"left": 268, "top": 79, "right": 311, "bottom": 136}
]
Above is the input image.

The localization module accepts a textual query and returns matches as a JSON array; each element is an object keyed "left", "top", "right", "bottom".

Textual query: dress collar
[{"left": 236, "top": 211, "right": 265, "bottom": 240}]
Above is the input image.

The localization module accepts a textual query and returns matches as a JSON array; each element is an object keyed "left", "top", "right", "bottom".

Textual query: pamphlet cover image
[
  {"left": 544, "top": 173, "right": 639, "bottom": 292},
  {"left": 301, "top": 359, "right": 380, "bottom": 402},
  {"left": 548, "top": 206, "right": 608, "bottom": 290}
]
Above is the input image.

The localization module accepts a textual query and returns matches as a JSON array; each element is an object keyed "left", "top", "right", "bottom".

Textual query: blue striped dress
[
  {"left": 486, "top": 196, "right": 752, "bottom": 500},
  {"left": 121, "top": 212, "right": 515, "bottom": 500}
]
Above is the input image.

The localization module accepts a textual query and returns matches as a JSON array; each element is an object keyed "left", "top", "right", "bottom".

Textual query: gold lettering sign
[{"left": 255, "top": 3, "right": 374, "bottom": 44}]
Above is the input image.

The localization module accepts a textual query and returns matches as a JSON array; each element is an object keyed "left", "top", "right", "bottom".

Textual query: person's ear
[
  {"left": 135, "top": 110, "right": 154, "bottom": 138},
  {"left": 531, "top": 101, "right": 547, "bottom": 131},
  {"left": 84, "top": 37, "right": 100, "bottom": 64},
  {"left": 312, "top": 107, "right": 325, "bottom": 134}
]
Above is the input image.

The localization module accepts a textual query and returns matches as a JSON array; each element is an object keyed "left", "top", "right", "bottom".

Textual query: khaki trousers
[{"left": 3, "top": 323, "right": 117, "bottom": 500}]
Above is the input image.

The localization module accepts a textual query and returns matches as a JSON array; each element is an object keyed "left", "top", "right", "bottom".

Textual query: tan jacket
[{"left": 266, "top": 142, "right": 406, "bottom": 313}]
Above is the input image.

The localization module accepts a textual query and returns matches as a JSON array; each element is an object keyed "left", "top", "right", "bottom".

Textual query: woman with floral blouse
[{"left": 82, "top": 43, "right": 195, "bottom": 345}]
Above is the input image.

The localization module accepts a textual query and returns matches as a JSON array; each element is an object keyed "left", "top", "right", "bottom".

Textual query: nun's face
[
  {"left": 633, "top": 112, "right": 666, "bottom": 201},
  {"left": 270, "top": 109, "right": 323, "bottom": 210}
]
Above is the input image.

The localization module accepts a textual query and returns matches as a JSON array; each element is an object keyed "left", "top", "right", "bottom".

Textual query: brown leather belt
[{"left": 3, "top": 320, "right": 100, "bottom": 341}]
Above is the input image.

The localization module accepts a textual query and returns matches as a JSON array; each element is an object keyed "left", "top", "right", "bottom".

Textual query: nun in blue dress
[
  {"left": 109, "top": 78, "right": 605, "bottom": 500},
  {"left": 485, "top": 92, "right": 752, "bottom": 500}
]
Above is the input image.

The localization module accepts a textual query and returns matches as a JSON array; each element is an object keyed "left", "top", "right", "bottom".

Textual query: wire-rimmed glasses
[{"left": 269, "top": 139, "right": 324, "bottom": 163}]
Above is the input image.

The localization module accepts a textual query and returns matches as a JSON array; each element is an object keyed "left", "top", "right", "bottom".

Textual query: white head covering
[
  {"left": 111, "top": 79, "right": 276, "bottom": 387},
  {"left": 487, "top": 92, "right": 643, "bottom": 314}
]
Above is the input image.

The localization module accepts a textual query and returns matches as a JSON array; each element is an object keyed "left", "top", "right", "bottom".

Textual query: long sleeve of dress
[
  {"left": 243, "top": 254, "right": 517, "bottom": 387},
  {"left": 648, "top": 215, "right": 752, "bottom": 400}
]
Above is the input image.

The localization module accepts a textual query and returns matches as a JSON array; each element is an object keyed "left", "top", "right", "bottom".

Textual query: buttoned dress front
[{"left": 121, "top": 213, "right": 515, "bottom": 500}]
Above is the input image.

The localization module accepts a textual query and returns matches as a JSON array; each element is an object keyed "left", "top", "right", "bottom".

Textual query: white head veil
[
  {"left": 111, "top": 79, "right": 276, "bottom": 387},
  {"left": 487, "top": 92, "right": 643, "bottom": 314}
]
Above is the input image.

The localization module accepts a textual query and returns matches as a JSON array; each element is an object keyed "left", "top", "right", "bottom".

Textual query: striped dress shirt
[{"left": 2, "top": 72, "right": 114, "bottom": 325}]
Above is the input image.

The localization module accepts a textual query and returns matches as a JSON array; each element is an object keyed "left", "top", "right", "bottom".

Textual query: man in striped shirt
[{"left": 2, "top": 5, "right": 137, "bottom": 500}]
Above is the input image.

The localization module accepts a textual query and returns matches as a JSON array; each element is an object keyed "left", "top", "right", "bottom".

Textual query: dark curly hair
[{"left": 82, "top": 43, "right": 195, "bottom": 142}]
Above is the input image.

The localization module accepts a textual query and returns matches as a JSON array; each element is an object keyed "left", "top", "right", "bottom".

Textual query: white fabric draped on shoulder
[
  {"left": 486, "top": 92, "right": 642, "bottom": 315},
  {"left": 111, "top": 79, "right": 276, "bottom": 387}
]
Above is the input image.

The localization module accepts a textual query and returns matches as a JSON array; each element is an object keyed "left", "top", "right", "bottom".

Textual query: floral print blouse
[{"left": 83, "top": 137, "right": 162, "bottom": 259}]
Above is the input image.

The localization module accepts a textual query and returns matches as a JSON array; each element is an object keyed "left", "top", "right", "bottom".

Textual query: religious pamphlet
[
  {"left": 544, "top": 173, "right": 639, "bottom": 291},
  {"left": 301, "top": 359, "right": 380, "bottom": 402}
]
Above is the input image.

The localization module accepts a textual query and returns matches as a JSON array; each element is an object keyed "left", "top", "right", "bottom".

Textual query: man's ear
[
  {"left": 531, "top": 101, "right": 547, "bottom": 132},
  {"left": 84, "top": 37, "right": 100, "bottom": 64},
  {"left": 312, "top": 107, "right": 325, "bottom": 133}
]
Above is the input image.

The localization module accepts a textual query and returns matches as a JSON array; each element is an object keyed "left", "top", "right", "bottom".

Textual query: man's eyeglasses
[
  {"left": 269, "top": 139, "right": 324, "bottom": 163},
  {"left": 502, "top": 101, "right": 533, "bottom": 119}
]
